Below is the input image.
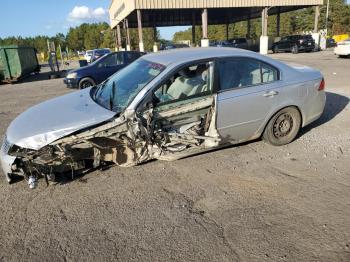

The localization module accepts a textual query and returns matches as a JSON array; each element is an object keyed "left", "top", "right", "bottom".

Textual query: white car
[
  {"left": 334, "top": 38, "right": 350, "bottom": 57},
  {"left": 84, "top": 50, "right": 93, "bottom": 63}
]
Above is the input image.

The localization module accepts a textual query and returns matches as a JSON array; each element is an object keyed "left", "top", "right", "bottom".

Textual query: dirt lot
[{"left": 0, "top": 51, "right": 349, "bottom": 262}]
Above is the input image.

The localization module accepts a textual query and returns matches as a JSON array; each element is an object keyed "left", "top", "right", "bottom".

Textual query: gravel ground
[{"left": 0, "top": 51, "right": 349, "bottom": 262}]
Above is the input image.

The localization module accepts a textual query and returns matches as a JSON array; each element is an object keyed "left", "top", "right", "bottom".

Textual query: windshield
[{"left": 93, "top": 59, "right": 165, "bottom": 113}]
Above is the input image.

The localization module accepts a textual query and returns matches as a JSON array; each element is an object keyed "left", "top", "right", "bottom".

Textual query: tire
[
  {"left": 291, "top": 45, "right": 299, "bottom": 54},
  {"left": 273, "top": 46, "right": 279, "bottom": 53},
  {"left": 79, "top": 77, "right": 95, "bottom": 89},
  {"left": 263, "top": 107, "right": 301, "bottom": 146}
]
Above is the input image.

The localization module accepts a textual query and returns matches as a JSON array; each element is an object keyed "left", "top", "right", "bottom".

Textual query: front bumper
[
  {"left": 0, "top": 139, "right": 16, "bottom": 183},
  {"left": 63, "top": 78, "right": 79, "bottom": 89}
]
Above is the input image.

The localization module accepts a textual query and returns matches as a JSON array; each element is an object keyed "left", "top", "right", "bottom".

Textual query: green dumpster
[{"left": 0, "top": 45, "right": 40, "bottom": 83}]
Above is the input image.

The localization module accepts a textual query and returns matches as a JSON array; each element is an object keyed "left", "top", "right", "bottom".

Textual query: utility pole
[
  {"left": 314, "top": 6, "right": 320, "bottom": 33},
  {"left": 325, "top": 0, "right": 330, "bottom": 36}
]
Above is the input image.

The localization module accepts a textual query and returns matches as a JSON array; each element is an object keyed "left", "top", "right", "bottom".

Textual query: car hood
[
  {"left": 6, "top": 88, "right": 116, "bottom": 150},
  {"left": 69, "top": 64, "right": 94, "bottom": 74}
]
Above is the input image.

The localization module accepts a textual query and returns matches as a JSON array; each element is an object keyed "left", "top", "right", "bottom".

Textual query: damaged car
[{"left": 0, "top": 48, "right": 326, "bottom": 188}]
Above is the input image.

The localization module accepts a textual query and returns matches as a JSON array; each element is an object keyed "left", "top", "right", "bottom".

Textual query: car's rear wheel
[
  {"left": 263, "top": 107, "right": 301, "bottom": 146},
  {"left": 291, "top": 45, "right": 299, "bottom": 54},
  {"left": 79, "top": 77, "right": 95, "bottom": 89}
]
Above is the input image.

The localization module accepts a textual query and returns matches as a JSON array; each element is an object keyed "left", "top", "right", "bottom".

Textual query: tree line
[{"left": 0, "top": 22, "right": 159, "bottom": 54}]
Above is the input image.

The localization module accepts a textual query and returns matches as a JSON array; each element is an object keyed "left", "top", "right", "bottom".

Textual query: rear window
[
  {"left": 302, "top": 35, "right": 313, "bottom": 39},
  {"left": 95, "top": 49, "right": 109, "bottom": 55},
  {"left": 218, "top": 58, "right": 279, "bottom": 91}
]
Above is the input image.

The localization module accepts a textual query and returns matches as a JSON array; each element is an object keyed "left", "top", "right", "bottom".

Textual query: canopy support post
[
  {"left": 137, "top": 9, "right": 144, "bottom": 52},
  {"left": 201, "top": 8, "right": 209, "bottom": 47}
]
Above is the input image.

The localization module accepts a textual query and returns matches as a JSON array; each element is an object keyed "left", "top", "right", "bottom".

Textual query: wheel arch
[
  {"left": 258, "top": 105, "right": 304, "bottom": 138},
  {"left": 78, "top": 76, "right": 96, "bottom": 88}
]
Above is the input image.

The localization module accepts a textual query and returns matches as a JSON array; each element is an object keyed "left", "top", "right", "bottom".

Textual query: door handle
[{"left": 263, "top": 90, "right": 279, "bottom": 97}]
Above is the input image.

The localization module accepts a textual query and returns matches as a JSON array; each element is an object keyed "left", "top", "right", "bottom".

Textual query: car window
[
  {"left": 126, "top": 53, "right": 141, "bottom": 63},
  {"left": 261, "top": 63, "right": 278, "bottom": 83},
  {"left": 153, "top": 62, "right": 212, "bottom": 107},
  {"left": 218, "top": 59, "right": 260, "bottom": 91},
  {"left": 97, "top": 53, "right": 124, "bottom": 67},
  {"left": 218, "top": 58, "right": 279, "bottom": 91}
]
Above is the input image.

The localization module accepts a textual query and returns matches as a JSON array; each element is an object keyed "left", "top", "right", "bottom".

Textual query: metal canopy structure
[
  {"left": 109, "top": 0, "right": 324, "bottom": 53},
  {"left": 111, "top": 6, "right": 311, "bottom": 29}
]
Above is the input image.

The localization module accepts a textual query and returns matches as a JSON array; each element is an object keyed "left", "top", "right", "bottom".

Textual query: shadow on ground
[
  {"left": 0, "top": 63, "right": 76, "bottom": 86},
  {"left": 300, "top": 91, "right": 349, "bottom": 136},
  {"left": 17, "top": 70, "right": 68, "bottom": 84}
]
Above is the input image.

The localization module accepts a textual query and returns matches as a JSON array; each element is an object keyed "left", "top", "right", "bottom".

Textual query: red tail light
[{"left": 318, "top": 78, "right": 325, "bottom": 91}]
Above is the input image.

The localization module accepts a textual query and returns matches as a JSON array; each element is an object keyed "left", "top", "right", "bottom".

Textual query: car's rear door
[{"left": 216, "top": 57, "right": 281, "bottom": 143}]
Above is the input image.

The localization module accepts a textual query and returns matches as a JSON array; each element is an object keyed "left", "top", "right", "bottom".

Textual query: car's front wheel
[
  {"left": 263, "top": 107, "right": 301, "bottom": 146},
  {"left": 79, "top": 77, "right": 96, "bottom": 89}
]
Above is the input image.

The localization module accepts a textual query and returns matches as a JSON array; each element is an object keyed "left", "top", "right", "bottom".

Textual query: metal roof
[{"left": 109, "top": 0, "right": 323, "bottom": 28}]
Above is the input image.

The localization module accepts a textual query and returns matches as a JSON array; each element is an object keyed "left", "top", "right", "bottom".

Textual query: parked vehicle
[
  {"left": 77, "top": 51, "right": 85, "bottom": 57},
  {"left": 160, "top": 43, "right": 189, "bottom": 50},
  {"left": 212, "top": 38, "right": 251, "bottom": 50},
  {"left": 272, "top": 35, "right": 315, "bottom": 54},
  {"left": 84, "top": 50, "right": 93, "bottom": 63},
  {"left": 64, "top": 51, "right": 145, "bottom": 89},
  {"left": 334, "top": 38, "right": 350, "bottom": 57},
  {"left": 1, "top": 48, "right": 326, "bottom": 188},
  {"left": 231, "top": 38, "right": 249, "bottom": 49},
  {"left": 215, "top": 40, "right": 234, "bottom": 48},
  {"left": 90, "top": 49, "right": 111, "bottom": 63},
  {"left": 326, "top": 38, "right": 337, "bottom": 48}
]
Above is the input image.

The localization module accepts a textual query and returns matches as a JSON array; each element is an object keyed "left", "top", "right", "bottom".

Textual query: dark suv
[
  {"left": 272, "top": 35, "right": 315, "bottom": 54},
  {"left": 231, "top": 38, "right": 249, "bottom": 49}
]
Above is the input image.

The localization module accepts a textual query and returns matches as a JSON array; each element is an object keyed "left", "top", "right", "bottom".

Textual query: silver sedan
[{"left": 0, "top": 48, "right": 326, "bottom": 188}]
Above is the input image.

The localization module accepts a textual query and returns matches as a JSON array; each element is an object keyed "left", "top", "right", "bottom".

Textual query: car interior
[{"left": 153, "top": 63, "right": 211, "bottom": 106}]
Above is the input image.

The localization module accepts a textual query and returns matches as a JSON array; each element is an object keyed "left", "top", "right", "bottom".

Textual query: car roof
[
  {"left": 93, "top": 48, "right": 110, "bottom": 51},
  {"left": 143, "top": 47, "right": 257, "bottom": 66}
]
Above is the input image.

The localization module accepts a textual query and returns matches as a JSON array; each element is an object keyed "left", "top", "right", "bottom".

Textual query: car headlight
[{"left": 66, "top": 72, "right": 77, "bottom": 79}]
